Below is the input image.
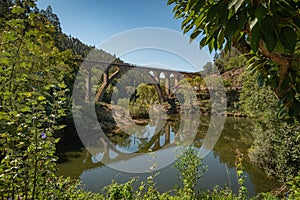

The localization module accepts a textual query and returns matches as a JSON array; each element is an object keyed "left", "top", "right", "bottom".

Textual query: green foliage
[
  {"left": 240, "top": 69, "right": 300, "bottom": 181},
  {"left": 0, "top": 1, "right": 103, "bottom": 199},
  {"left": 0, "top": 1, "right": 298, "bottom": 199},
  {"left": 168, "top": 0, "right": 299, "bottom": 54},
  {"left": 177, "top": 79, "right": 199, "bottom": 110},
  {"left": 213, "top": 48, "right": 246, "bottom": 73},
  {"left": 137, "top": 156, "right": 161, "bottom": 200},
  {"left": 287, "top": 172, "right": 300, "bottom": 199},
  {"left": 129, "top": 84, "right": 159, "bottom": 118},
  {"left": 36, "top": 176, "right": 104, "bottom": 200},
  {"left": 168, "top": 0, "right": 300, "bottom": 119},
  {"left": 101, "top": 148, "right": 207, "bottom": 200},
  {"left": 104, "top": 179, "right": 135, "bottom": 200},
  {"left": 224, "top": 55, "right": 246, "bottom": 72},
  {"left": 198, "top": 187, "right": 234, "bottom": 200},
  {"left": 174, "top": 147, "right": 207, "bottom": 198},
  {"left": 183, "top": 77, "right": 203, "bottom": 90},
  {"left": 235, "top": 155, "right": 248, "bottom": 199},
  {"left": 202, "top": 62, "right": 215, "bottom": 75},
  {"left": 249, "top": 117, "right": 300, "bottom": 181},
  {"left": 100, "top": 147, "right": 289, "bottom": 200},
  {"left": 239, "top": 69, "right": 277, "bottom": 117}
]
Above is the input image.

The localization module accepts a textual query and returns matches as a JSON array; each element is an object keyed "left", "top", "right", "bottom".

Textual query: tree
[
  {"left": 239, "top": 69, "right": 300, "bottom": 181},
  {"left": 0, "top": 0, "right": 73, "bottom": 198},
  {"left": 0, "top": 0, "right": 13, "bottom": 27},
  {"left": 128, "top": 83, "right": 159, "bottom": 118},
  {"left": 40, "top": 6, "right": 61, "bottom": 32},
  {"left": 202, "top": 61, "right": 213, "bottom": 74},
  {"left": 214, "top": 47, "right": 246, "bottom": 73},
  {"left": 168, "top": 0, "right": 300, "bottom": 119}
]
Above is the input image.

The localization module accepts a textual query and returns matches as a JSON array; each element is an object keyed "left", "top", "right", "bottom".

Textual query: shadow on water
[{"left": 56, "top": 115, "right": 280, "bottom": 197}]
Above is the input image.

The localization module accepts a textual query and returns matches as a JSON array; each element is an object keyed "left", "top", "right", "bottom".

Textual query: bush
[
  {"left": 174, "top": 147, "right": 207, "bottom": 198},
  {"left": 99, "top": 147, "right": 291, "bottom": 200},
  {"left": 128, "top": 84, "right": 159, "bottom": 118},
  {"left": 240, "top": 69, "right": 300, "bottom": 181},
  {"left": 0, "top": 2, "right": 103, "bottom": 199}
]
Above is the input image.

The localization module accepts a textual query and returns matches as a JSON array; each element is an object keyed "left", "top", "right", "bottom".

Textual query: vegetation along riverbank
[{"left": 0, "top": 0, "right": 299, "bottom": 199}]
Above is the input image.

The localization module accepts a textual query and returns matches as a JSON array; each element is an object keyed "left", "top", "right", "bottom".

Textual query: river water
[{"left": 56, "top": 115, "right": 279, "bottom": 197}]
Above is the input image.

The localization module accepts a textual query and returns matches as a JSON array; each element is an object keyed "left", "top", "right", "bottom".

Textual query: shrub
[{"left": 240, "top": 69, "right": 300, "bottom": 181}]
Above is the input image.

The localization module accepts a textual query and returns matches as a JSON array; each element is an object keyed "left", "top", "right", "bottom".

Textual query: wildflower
[
  {"left": 41, "top": 132, "right": 47, "bottom": 139},
  {"left": 285, "top": 192, "right": 289, "bottom": 200}
]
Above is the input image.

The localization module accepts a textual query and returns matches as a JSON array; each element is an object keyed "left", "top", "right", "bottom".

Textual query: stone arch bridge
[{"left": 76, "top": 59, "right": 201, "bottom": 103}]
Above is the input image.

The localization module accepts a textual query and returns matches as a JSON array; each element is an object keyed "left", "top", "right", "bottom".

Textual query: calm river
[{"left": 56, "top": 115, "right": 279, "bottom": 197}]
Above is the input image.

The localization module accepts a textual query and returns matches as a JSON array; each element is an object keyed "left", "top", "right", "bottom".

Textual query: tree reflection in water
[{"left": 56, "top": 116, "right": 280, "bottom": 196}]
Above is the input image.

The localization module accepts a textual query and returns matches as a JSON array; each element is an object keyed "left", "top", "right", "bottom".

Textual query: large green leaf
[
  {"left": 181, "top": 14, "right": 193, "bottom": 29},
  {"left": 219, "top": 5, "right": 229, "bottom": 25},
  {"left": 269, "top": 1, "right": 279, "bottom": 14},
  {"left": 261, "top": 16, "right": 277, "bottom": 52},
  {"left": 200, "top": 36, "right": 207, "bottom": 48},
  {"left": 237, "top": 10, "right": 247, "bottom": 30},
  {"left": 225, "top": 16, "right": 238, "bottom": 40},
  {"left": 250, "top": 23, "right": 261, "bottom": 53},
  {"left": 11, "top": 5, "right": 25, "bottom": 15},
  {"left": 190, "top": 30, "right": 201, "bottom": 42},
  {"left": 293, "top": 18, "right": 300, "bottom": 28},
  {"left": 279, "top": 26, "right": 297, "bottom": 53},
  {"left": 255, "top": 5, "right": 267, "bottom": 21},
  {"left": 228, "top": 0, "right": 245, "bottom": 12},
  {"left": 217, "top": 29, "right": 225, "bottom": 48},
  {"left": 207, "top": 4, "right": 219, "bottom": 21},
  {"left": 187, "top": 0, "right": 199, "bottom": 10},
  {"left": 228, "top": 0, "right": 239, "bottom": 10},
  {"left": 193, "top": 0, "right": 206, "bottom": 11},
  {"left": 183, "top": 22, "right": 194, "bottom": 34},
  {"left": 208, "top": 38, "right": 215, "bottom": 52}
]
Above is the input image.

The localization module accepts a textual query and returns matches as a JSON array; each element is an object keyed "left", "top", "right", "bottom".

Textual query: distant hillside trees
[
  {"left": 200, "top": 48, "right": 246, "bottom": 76},
  {"left": 40, "top": 5, "right": 122, "bottom": 62}
]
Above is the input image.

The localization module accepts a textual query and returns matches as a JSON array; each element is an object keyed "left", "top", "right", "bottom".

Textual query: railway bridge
[{"left": 76, "top": 59, "right": 202, "bottom": 103}]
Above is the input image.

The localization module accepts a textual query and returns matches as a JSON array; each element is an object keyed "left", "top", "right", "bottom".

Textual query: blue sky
[{"left": 37, "top": 0, "right": 212, "bottom": 71}]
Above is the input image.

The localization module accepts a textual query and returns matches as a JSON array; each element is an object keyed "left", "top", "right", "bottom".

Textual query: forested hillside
[
  {"left": 3, "top": 1, "right": 122, "bottom": 62},
  {"left": 0, "top": 0, "right": 299, "bottom": 199},
  {"left": 41, "top": 5, "right": 124, "bottom": 62}
]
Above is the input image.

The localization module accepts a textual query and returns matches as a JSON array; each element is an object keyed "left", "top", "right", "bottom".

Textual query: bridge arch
[
  {"left": 76, "top": 59, "right": 202, "bottom": 103},
  {"left": 94, "top": 65, "right": 165, "bottom": 103}
]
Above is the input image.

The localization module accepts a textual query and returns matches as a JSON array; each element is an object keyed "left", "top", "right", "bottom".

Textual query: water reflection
[{"left": 56, "top": 116, "right": 279, "bottom": 196}]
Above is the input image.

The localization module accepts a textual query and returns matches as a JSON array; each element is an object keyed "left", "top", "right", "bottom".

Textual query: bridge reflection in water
[
  {"left": 56, "top": 117, "right": 279, "bottom": 197},
  {"left": 89, "top": 121, "right": 176, "bottom": 163},
  {"left": 82, "top": 110, "right": 202, "bottom": 173}
]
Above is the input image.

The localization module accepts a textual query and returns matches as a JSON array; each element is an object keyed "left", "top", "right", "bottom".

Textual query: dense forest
[{"left": 0, "top": 0, "right": 299, "bottom": 199}]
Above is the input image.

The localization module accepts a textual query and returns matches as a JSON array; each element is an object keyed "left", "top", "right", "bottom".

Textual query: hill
[{"left": 40, "top": 5, "right": 123, "bottom": 63}]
